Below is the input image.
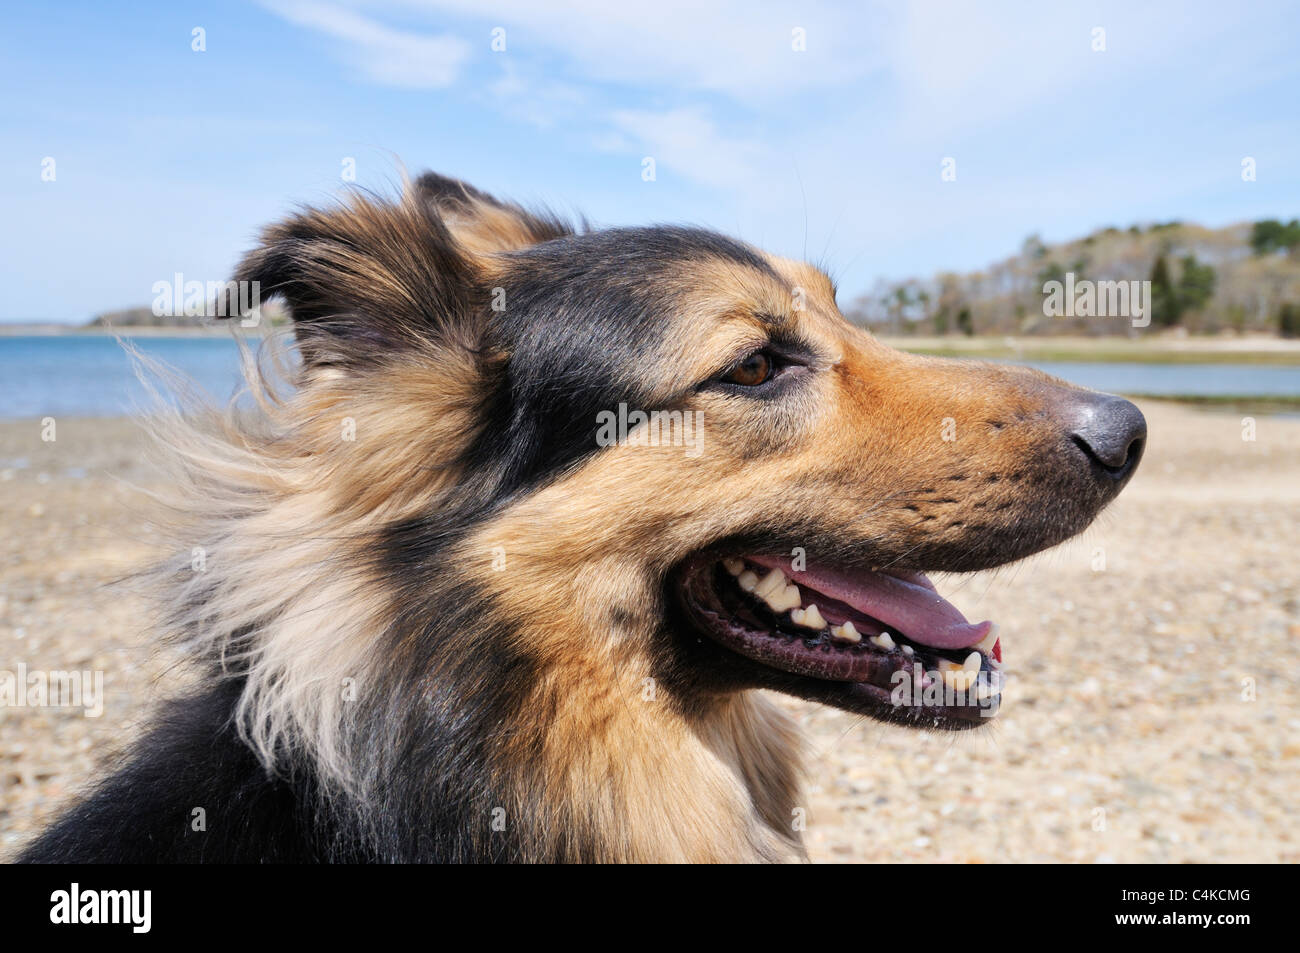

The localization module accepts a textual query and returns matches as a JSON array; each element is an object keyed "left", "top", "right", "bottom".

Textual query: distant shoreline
[{"left": 0, "top": 323, "right": 273, "bottom": 338}]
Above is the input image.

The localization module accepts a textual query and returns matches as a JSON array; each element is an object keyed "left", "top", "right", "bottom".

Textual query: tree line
[{"left": 847, "top": 218, "right": 1300, "bottom": 337}]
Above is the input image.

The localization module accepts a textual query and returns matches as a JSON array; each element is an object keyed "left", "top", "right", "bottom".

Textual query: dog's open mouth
[{"left": 675, "top": 553, "right": 1005, "bottom": 726}]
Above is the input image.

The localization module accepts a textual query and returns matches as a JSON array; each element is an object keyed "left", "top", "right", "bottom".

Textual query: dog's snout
[{"left": 1065, "top": 393, "right": 1147, "bottom": 480}]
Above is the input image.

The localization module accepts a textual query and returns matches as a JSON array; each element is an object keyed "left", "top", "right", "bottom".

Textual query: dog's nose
[{"left": 1065, "top": 393, "right": 1147, "bottom": 480}]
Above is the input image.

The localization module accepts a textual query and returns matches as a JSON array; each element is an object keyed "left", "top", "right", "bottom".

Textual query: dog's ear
[
  {"left": 226, "top": 190, "right": 482, "bottom": 368},
  {"left": 414, "top": 171, "right": 573, "bottom": 255}
]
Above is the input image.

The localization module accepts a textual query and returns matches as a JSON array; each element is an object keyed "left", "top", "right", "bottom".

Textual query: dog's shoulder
[{"left": 16, "top": 683, "right": 351, "bottom": 864}]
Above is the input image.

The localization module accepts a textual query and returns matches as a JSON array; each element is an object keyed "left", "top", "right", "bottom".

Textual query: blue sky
[{"left": 2, "top": 0, "right": 1298, "bottom": 322}]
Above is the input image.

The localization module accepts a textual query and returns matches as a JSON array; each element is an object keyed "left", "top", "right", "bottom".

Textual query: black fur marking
[
  {"left": 467, "top": 226, "right": 775, "bottom": 496},
  {"left": 18, "top": 683, "right": 354, "bottom": 863}
]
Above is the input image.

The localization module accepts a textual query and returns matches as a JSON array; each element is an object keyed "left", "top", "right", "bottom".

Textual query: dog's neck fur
[
  {"left": 233, "top": 599, "right": 807, "bottom": 862},
  {"left": 498, "top": 652, "right": 808, "bottom": 862}
]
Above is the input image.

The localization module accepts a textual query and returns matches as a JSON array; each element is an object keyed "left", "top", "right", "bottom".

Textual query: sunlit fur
[{"left": 22, "top": 173, "right": 1128, "bottom": 863}]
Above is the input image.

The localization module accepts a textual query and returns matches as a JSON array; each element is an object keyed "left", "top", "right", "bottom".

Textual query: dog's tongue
[{"left": 750, "top": 556, "right": 992, "bottom": 650}]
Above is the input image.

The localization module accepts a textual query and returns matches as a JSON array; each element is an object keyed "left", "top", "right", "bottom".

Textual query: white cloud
[
  {"left": 607, "top": 107, "right": 771, "bottom": 191},
  {"left": 374, "top": 0, "right": 883, "bottom": 99},
  {"left": 880, "top": 1, "right": 1290, "bottom": 143},
  {"left": 486, "top": 60, "right": 590, "bottom": 128},
  {"left": 262, "top": 0, "right": 472, "bottom": 88}
]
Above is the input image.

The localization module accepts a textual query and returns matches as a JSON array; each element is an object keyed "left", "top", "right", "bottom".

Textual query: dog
[{"left": 20, "top": 172, "right": 1145, "bottom": 863}]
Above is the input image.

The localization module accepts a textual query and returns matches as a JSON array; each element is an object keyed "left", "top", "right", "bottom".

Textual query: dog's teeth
[
  {"left": 940, "top": 668, "right": 977, "bottom": 691},
  {"left": 792, "top": 604, "right": 827, "bottom": 630},
  {"left": 871, "top": 631, "right": 896, "bottom": 650},
  {"left": 723, "top": 557, "right": 745, "bottom": 576},
  {"left": 765, "top": 584, "right": 803, "bottom": 613},
  {"left": 901, "top": 644, "right": 914, "bottom": 656},
  {"left": 753, "top": 568, "right": 786, "bottom": 599},
  {"left": 831, "top": 621, "right": 861, "bottom": 643},
  {"left": 936, "top": 658, "right": 977, "bottom": 691},
  {"left": 737, "top": 570, "right": 759, "bottom": 592},
  {"left": 974, "top": 622, "right": 1000, "bottom": 655},
  {"left": 751, "top": 568, "right": 800, "bottom": 612},
  {"left": 963, "top": 651, "right": 982, "bottom": 673}
]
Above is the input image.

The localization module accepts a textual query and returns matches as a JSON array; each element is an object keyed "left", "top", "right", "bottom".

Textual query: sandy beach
[{"left": 2, "top": 401, "right": 1297, "bottom": 862}]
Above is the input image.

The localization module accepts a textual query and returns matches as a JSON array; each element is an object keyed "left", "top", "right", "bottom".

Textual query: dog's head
[{"left": 230, "top": 172, "right": 1145, "bottom": 737}]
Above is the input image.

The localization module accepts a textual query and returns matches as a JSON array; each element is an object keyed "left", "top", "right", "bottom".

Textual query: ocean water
[
  {"left": 0, "top": 335, "right": 261, "bottom": 418},
  {"left": 1007, "top": 360, "right": 1300, "bottom": 398},
  {"left": 2, "top": 335, "right": 1300, "bottom": 419}
]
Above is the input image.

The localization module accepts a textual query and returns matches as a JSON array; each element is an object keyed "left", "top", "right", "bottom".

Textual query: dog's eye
[{"left": 722, "top": 351, "right": 776, "bottom": 387}]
